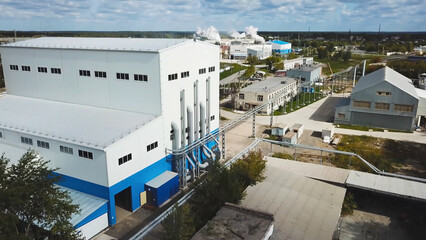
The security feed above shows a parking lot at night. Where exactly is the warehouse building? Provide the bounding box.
[286,64,322,84]
[247,44,272,60]
[283,57,314,70]
[235,76,297,114]
[0,37,219,238]
[334,67,418,131]
[267,40,292,55]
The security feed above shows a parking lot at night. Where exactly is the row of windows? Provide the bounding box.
[10,64,147,81]
[78,150,93,159]
[168,66,215,81]
[118,153,132,165]
[354,101,414,112]
[147,141,158,152]
[19,136,92,159]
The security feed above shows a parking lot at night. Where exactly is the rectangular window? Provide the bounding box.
[38,67,48,73]
[0,131,2,138]
[375,102,390,110]
[210,115,215,121]
[353,101,371,109]
[118,153,132,165]
[376,91,391,96]
[116,72,129,80]
[10,65,18,71]
[37,140,50,149]
[20,137,33,145]
[51,68,61,74]
[168,73,178,81]
[199,68,206,74]
[181,71,189,78]
[21,66,31,71]
[147,141,158,152]
[78,150,93,159]
[134,74,148,82]
[337,113,346,118]
[394,104,414,112]
[79,70,91,77]
[60,145,73,155]
[258,95,263,101]
[95,71,107,78]
[239,93,244,100]
[208,66,215,72]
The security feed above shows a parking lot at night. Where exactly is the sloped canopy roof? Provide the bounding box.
[352,67,418,99]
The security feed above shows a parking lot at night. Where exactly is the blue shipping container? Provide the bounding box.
[145,171,179,207]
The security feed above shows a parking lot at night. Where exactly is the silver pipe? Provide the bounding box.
[206,77,211,134]
[180,90,186,148]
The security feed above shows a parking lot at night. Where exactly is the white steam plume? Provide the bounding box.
[196,26,221,42]
[228,30,246,39]
[245,25,265,43]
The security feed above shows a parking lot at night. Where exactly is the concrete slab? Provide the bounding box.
[240,158,346,240]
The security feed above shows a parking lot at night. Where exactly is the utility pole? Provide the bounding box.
[353,66,357,87]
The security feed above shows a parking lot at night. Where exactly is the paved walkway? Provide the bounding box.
[220,70,245,85]
[220,94,426,144]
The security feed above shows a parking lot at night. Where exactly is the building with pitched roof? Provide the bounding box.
[0,37,220,238]
[334,67,419,131]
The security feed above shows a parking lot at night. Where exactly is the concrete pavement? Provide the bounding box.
[220,94,426,144]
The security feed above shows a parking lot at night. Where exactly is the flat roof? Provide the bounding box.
[1,37,191,52]
[267,157,350,185]
[272,123,288,129]
[192,203,274,240]
[283,131,296,138]
[269,40,290,45]
[240,157,346,240]
[292,123,303,129]
[287,64,322,72]
[145,171,177,189]
[240,77,296,93]
[0,95,158,149]
[346,170,426,202]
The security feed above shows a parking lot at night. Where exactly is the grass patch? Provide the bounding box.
[333,135,426,178]
[220,63,247,80]
[335,124,411,133]
[272,152,294,160]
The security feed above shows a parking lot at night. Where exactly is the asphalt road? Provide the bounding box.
[220,93,426,144]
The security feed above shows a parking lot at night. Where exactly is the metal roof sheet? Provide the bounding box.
[346,170,426,201]
[59,186,108,227]
[352,67,418,99]
[0,95,158,149]
[240,77,296,93]
[269,40,290,45]
[145,171,177,189]
[1,37,190,52]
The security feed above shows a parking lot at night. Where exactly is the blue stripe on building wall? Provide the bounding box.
[54,128,219,226]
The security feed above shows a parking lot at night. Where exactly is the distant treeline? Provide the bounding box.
[0,31,425,42]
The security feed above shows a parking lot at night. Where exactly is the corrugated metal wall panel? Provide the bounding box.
[350,112,414,131]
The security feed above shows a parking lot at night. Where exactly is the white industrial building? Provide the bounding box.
[247,45,272,60]
[0,37,219,238]
[283,57,314,71]
[235,76,297,114]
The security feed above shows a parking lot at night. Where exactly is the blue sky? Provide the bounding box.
[0,0,424,32]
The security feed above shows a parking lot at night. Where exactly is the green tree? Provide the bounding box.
[317,47,329,59]
[242,65,255,78]
[343,50,351,62]
[189,161,245,230]
[230,149,266,187]
[0,151,81,239]
[287,52,298,60]
[246,55,258,66]
[162,203,195,240]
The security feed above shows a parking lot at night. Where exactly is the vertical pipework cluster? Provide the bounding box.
[175,77,218,188]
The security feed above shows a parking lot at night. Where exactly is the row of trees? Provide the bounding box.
[0,151,81,239]
[162,150,267,240]
[317,47,351,61]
